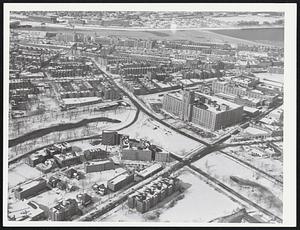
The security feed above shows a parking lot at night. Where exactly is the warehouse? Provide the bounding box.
[136,163,163,180]
[107,172,134,192]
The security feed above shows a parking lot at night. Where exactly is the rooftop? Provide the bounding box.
[17,178,46,191]
[137,163,162,178]
[109,172,131,185]
[194,92,242,113]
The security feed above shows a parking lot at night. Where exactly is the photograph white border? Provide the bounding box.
[3,3,297,227]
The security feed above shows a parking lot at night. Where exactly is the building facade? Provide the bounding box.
[162,90,243,131]
[14,178,47,200]
[84,160,114,173]
[102,130,121,146]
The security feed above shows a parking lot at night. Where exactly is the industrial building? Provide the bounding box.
[162,90,243,131]
[136,163,163,180]
[211,79,279,106]
[84,159,114,173]
[14,178,48,200]
[107,172,134,192]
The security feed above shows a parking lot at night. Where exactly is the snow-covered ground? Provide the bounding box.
[193,152,283,217]
[9,102,135,139]
[101,167,242,223]
[120,112,203,157]
[244,127,270,135]
[8,162,42,188]
[224,145,283,181]
[8,107,137,160]
[158,168,243,222]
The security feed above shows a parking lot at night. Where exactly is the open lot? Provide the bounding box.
[192,152,283,218]
[223,145,283,182]
[120,112,203,157]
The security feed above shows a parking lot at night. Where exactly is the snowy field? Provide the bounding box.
[101,167,242,223]
[224,146,283,182]
[120,112,203,157]
[193,152,283,217]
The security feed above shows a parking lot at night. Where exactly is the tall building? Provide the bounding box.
[49,199,80,221]
[102,130,121,146]
[181,90,194,122]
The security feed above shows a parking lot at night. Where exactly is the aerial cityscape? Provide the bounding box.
[6,9,286,224]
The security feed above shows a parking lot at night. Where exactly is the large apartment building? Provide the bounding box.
[162,90,243,131]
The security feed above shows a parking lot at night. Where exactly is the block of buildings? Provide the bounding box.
[49,199,80,221]
[107,172,134,192]
[212,77,279,106]
[84,159,114,173]
[83,148,108,161]
[14,178,47,200]
[54,152,82,168]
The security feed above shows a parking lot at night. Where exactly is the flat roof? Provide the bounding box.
[109,172,130,184]
[195,92,242,112]
[19,178,46,191]
[62,97,102,105]
[85,159,112,166]
[138,163,162,178]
